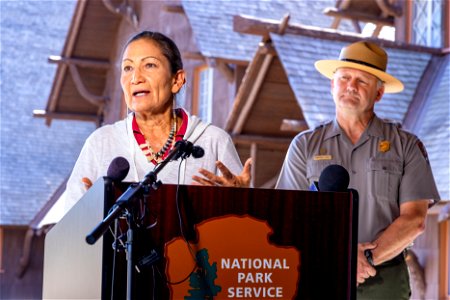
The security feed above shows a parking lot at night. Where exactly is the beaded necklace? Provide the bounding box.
[144,111,177,164]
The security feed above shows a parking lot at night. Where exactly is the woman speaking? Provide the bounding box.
[63,31,250,214]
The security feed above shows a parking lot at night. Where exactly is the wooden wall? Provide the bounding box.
[410,210,449,300]
[0,227,45,299]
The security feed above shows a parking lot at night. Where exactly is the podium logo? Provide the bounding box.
[186,248,221,299]
[165,215,300,299]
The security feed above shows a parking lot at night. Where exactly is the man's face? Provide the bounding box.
[331,67,384,116]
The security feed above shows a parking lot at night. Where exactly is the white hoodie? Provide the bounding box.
[62,109,243,215]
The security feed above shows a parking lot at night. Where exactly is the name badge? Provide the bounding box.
[313,155,332,160]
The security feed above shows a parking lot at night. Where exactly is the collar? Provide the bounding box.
[323,114,384,141]
[321,119,341,141]
[131,108,188,139]
[131,109,189,164]
[175,108,188,140]
[364,115,385,138]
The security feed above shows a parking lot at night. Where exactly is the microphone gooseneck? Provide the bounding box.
[86,140,203,245]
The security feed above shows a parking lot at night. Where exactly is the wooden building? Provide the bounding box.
[2,0,448,299]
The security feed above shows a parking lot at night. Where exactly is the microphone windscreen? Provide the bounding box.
[107,157,130,182]
[318,164,350,192]
[192,145,204,158]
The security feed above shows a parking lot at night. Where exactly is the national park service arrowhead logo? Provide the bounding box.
[165,215,301,299]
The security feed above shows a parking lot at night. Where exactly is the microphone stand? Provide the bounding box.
[85,140,196,300]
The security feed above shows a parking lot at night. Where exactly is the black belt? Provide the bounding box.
[378,250,406,267]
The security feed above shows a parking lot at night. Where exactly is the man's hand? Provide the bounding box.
[192,158,252,187]
[357,242,377,286]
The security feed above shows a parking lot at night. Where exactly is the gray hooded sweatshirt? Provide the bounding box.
[61,109,243,215]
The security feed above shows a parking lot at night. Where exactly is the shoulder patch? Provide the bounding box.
[416,140,429,164]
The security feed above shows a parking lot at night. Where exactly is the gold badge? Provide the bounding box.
[379,140,390,153]
[314,148,332,160]
[313,155,332,160]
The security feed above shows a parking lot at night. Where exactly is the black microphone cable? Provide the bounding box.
[156,157,198,285]
[147,143,204,296]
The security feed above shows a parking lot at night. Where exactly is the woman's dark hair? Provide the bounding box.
[124,31,183,74]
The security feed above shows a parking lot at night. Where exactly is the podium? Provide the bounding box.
[43,179,357,299]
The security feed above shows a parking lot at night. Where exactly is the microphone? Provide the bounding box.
[170,140,204,161]
[318,164,350,192]
[85,157,129,245]
[191,144,204,159]
[86,142,203,245]
[106,156,130,181]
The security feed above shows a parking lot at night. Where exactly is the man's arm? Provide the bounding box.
[371,199,429,265]
[356,199,429,284]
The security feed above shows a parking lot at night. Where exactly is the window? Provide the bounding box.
[193,65,214,123]
[412,0,443,47]
[362,23,395,41]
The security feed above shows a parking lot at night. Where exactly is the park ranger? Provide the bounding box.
[276,41,440,299]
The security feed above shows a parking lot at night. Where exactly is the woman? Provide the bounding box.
[63,31,250,214]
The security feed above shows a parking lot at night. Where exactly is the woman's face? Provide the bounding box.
[120,38,184,115]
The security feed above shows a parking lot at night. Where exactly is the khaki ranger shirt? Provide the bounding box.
[276,115,440,243]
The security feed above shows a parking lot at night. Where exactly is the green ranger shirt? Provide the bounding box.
[276,115,440,242]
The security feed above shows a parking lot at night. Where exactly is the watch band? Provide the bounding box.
[364,249,375,267]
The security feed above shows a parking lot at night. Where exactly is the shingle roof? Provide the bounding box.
[182,0,352,61]
[270,33,449,199]
[0,1,96,226]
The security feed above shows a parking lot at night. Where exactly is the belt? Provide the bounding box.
[377,250,406,267]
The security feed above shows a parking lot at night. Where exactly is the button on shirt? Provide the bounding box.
[276,115,440,242]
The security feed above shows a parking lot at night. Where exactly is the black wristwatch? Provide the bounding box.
[364,249,375,267]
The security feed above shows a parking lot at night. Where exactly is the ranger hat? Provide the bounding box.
[314,41,404,93]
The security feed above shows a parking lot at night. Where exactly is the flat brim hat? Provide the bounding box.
[314,41,404,93]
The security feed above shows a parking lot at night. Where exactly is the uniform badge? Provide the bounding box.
[379,140,390,153]
[313,155,332,160]
[314,148,332,160]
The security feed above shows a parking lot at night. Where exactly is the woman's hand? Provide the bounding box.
[192,158,252,187]
[81,177,93,190]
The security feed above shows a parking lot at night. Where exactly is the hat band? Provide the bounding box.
[340,58,384,72]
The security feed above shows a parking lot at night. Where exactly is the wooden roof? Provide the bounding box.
[228,14,450,196]
[37,0,353,127]
[227,43,306,139]
[181,0,352,62]
[33,0,122,126]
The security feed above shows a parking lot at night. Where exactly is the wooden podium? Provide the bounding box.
[43,179,357,299]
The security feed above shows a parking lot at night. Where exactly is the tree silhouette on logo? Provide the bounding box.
[185,248,221,299]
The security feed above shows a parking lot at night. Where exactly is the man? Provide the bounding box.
[276,41,440,298]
